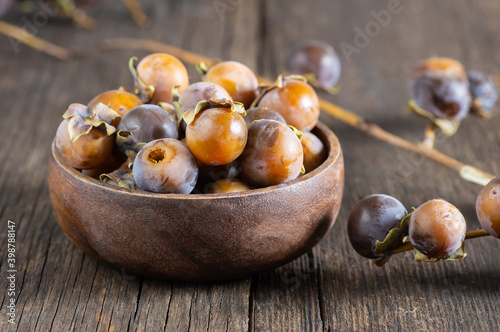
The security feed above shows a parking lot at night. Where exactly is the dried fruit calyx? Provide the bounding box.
[183,99,245,125]
[63,103,121,142]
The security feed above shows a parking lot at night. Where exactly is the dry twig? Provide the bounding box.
[119,0,148,27]
[0,20,70,60]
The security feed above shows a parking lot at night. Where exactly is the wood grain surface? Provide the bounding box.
[1,0,500,331]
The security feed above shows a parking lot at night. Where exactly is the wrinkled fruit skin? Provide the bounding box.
[257,79,320,131]
[347,194,408,259]
[179,82,232,111]
[409,199,466,259]
[205,61,258,108]
[238,119,303,188]
[116,104,178,156]
[244,107,287,128]
[411,73,471,121]
[206,178,251,194]
[301,131,326,173]
[132,139,198,194]
[137,53,189,104]
[55,119,114,170]
[476,177,500,238]
[286,40,341,89]
[468,70,498,111]
[185,108,247,166]
[87,89,142,126]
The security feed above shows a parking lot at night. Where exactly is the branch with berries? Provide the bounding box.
[348,177,500,266]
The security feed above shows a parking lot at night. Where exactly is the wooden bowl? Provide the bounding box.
[48,122,344,282]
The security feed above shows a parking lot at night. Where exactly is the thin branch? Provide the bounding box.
[119,0,148,27]
[388,228,491,255]
[317,99,495,186]
[0,20,70,60]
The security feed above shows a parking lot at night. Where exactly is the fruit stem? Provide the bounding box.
[421,123,437,149]
[465,228,491,239]
[1,34,495,185]
[128,56,154,103]
[387,228,491,255]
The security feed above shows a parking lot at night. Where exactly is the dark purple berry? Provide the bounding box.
[347,194,407,259]
[468,70,498,112]
[286,40,341,89]
[411,73,471,121]
[116,104,178,156]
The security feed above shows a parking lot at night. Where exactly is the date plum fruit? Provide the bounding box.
[204,61,258,108]
[134,53,189,104]
[468,70,498,114]
[347,194,408,259]
[87,89,142,126]
[184,101,247,166]
[410,57,471,121]
[238,119,303,187]
[132,139,198,194]
[476,177,500,238]
[257,78,320,131]
[205,178,251,194]
[286,40,341,90]
[409,199,466,259]
[244,107,286,127]
[116,104,178,156]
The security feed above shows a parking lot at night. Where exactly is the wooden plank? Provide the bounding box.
[249,253,324,331]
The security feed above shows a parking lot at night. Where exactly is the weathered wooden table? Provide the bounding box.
[1,1,500,331]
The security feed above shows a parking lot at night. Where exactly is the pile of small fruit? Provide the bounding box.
[54,52,329,194]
